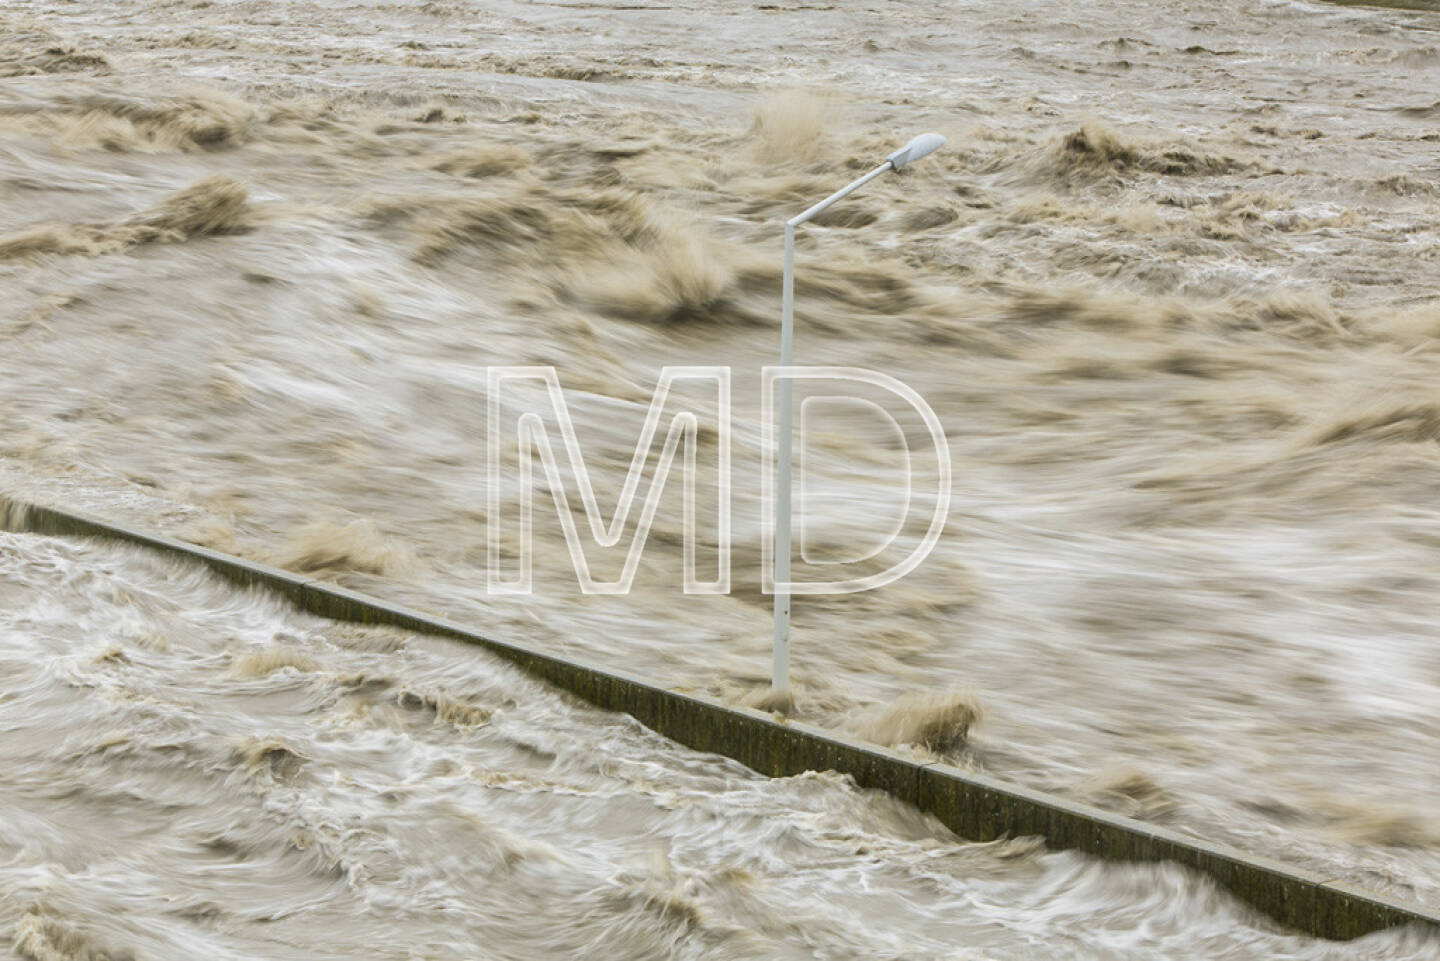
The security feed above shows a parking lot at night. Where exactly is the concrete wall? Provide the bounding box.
[2,495,1435,942]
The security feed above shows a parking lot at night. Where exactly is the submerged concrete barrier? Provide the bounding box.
[3,494,1437,942]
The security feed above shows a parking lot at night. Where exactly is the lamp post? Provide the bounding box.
[772,132,947,700]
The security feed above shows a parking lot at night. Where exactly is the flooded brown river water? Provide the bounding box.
[2,0,1440,954]
[5,531,1435,959]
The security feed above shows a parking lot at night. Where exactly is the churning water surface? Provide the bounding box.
[2,0,1440,954]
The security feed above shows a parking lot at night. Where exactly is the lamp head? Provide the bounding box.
[886,132,946,170]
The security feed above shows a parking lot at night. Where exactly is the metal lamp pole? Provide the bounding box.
[772,132,947,698]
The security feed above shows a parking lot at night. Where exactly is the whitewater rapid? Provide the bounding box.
[0,530,1434,959]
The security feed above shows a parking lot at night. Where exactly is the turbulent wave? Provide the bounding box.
[0,175,250,260]
[268,518,416,579]
[0,31,109,78]
[1009,121,1248,190]
[369,180,739,325]
[846,690,985,752]
[0,87,258,152]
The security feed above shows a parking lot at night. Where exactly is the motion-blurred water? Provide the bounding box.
[2,0,1440,953]
[1,530,1436,959]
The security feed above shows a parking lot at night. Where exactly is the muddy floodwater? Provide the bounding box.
[2,0,1440,954]
[1,530,1435,959]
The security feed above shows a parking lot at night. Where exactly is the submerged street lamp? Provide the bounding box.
[771,132,946,700]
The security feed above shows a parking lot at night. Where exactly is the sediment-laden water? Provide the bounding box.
[2,0,1440,949]
[1,530,1436,959]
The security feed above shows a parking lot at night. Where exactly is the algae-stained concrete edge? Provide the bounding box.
[1,493,1435,942]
